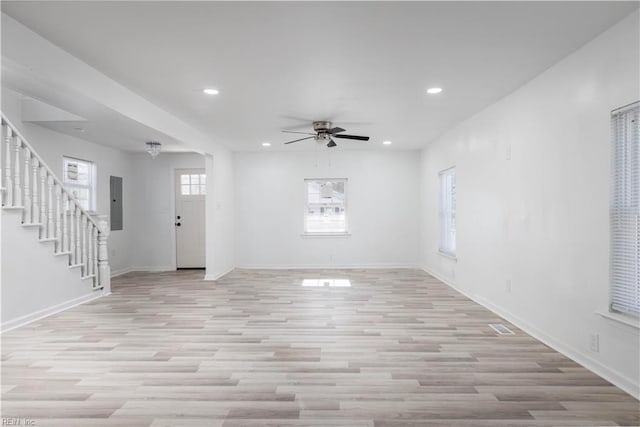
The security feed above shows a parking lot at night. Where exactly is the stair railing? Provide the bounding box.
[1,114,109,291]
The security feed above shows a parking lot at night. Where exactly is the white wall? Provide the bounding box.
[205,149,235,279]
[420,12,639,397]
[2,88,136,274]
[2,210,103,329]
[235,150,421,268]
[129,152,205,273]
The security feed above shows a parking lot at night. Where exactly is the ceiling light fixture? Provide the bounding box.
[203,88,219,95]
[383,140,392,145]
[262,142,271,147]
[145,141,162,159]
[427,87,443,94]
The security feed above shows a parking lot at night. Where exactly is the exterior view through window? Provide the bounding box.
[63,157,96,211]
[304,179,347,234]
[180,173,206,196]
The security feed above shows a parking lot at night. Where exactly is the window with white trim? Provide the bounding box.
[180,173,206,196]
[439,167,456,256]
[63,157,96,212]
[610,101,639,318]
[304,179,347,234]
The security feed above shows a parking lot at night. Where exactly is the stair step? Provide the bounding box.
[81,274,96,280]
[39,238,57,243]
[54,251,72,256]
[21,222,43,228]
[68,263,84,269]
[3,205,24,210]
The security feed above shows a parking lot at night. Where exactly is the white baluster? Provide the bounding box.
[47,175,54,239]
[96,215,110,292]
[74,207,81,266]
[69,197,75,264]
[81,215,88,275]
[31,157,39,224]
[4,126,13,206]
[93,225,99,286]
[87,220,93,277]
[62,193,69,253]
[39,167,47,238]
[55,185,62,251]
[13,136,22,207]
[22,145,31,223]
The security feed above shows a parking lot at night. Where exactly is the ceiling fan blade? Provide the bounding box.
[282,130,316,135]
[284,136,315,144]
[327,127,346,134]
[333,134,370,141]
[327,139,337,148]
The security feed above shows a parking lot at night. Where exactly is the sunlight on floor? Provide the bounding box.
[301,279,351,287]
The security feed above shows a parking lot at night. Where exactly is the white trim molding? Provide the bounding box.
[1,291,106,333]
[597,310,640,330]
[236,264,421,270]
[111,266,176,277]
[204,267,235,281]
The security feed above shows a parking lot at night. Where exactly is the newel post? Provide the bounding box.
[96,214,111,293]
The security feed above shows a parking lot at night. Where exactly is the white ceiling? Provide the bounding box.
[1,1,637,152]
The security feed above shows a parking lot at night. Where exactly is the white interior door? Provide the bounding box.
[175,169,206,268]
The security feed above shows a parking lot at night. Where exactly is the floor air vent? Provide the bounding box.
[489,323,515,335]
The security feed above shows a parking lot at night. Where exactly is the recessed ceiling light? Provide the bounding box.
[427,87,443,94]
[203,88,219,95]
[383,140,392,145]
[262,142,271,147]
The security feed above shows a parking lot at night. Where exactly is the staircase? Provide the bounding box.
[1,114,110,295]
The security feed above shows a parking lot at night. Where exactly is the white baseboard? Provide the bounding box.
[422,266,640,400]
[1,290,106,333]
[204,267,235,281]
[111,266,135,277]
[111,266,176,277]
[236,263,421,270]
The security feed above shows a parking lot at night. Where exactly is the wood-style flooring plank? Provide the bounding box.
[2,268,638,426]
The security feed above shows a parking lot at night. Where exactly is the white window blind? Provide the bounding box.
[439,167,456,256]
[610,101,639,317]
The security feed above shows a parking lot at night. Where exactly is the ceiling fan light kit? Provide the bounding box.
[282,121,370,148]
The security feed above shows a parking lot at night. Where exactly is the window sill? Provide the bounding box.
[301,232,351,238]
[597,310,639,330]
[438,250,457,261]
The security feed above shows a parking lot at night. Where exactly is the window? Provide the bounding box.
[63,157,96,211]
[304,179,347,234]
[610,101,639,318]
[439,167,456,256]
[180,173,206,196]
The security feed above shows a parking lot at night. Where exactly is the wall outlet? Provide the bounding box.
[589,333,599,353]
[505,279,512,293]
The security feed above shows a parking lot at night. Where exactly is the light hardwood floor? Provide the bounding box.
[2,269,638,426]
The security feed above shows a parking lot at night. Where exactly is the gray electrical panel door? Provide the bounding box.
[110,176,123,231]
